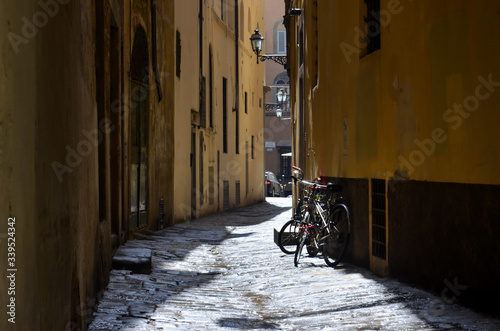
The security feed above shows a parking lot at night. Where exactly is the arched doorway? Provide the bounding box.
[129,27,150,230]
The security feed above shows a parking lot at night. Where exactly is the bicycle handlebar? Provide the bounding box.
[292,165,343,194]
[293,175,343,193]
[293,176,326,189]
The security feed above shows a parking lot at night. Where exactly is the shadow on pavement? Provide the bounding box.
[217,317,279,329]
[294,256,500,330]
[89,200,292,330]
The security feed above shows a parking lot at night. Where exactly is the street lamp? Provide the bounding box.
[275,89,287,119]
[277,89,288,114]
[249,28,287,67]
[277,89,287,104]
[250,29,264,64]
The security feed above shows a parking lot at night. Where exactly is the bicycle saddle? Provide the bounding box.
[327,183,342,193]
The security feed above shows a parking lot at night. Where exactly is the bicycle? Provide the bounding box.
[291,167,351,268]
[277,167,312,255]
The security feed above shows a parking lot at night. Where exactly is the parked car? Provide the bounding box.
[281,175,292,197]
[265,171,283,197]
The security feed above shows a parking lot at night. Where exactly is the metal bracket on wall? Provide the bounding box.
[260,54,287,67]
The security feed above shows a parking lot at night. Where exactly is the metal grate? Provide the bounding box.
[371,178,386,259]
[223,180,229,211]
[235,181,241,208]
[159,197,165,229]
[199,132,204,206]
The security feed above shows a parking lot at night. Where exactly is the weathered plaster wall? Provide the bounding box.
[308,0,500,185]
[0,0,176,329]
[286,0,500,312]
[35,1,103,329]
[0,1,38,330]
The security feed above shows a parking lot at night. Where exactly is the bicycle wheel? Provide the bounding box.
[294,232,307,267]
[278,219,301,254]
[323,204,351,267]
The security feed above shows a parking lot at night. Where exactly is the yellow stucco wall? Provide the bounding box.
[173,0,265,222]
[0,1,177,329]
[289,0,500,185]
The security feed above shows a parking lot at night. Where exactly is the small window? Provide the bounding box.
[176,30,181,78]
[240,4,245,41]
[277,30,286,54]
[221,0,225,22]
[251,136,255,159]
[245,92,248,114]
[364,0,381,54]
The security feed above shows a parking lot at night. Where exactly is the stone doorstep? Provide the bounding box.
[112,247,152,274]
[273,227,300,247]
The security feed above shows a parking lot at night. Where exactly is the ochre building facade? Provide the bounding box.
[174,0,265,222]
[284,0,500,314]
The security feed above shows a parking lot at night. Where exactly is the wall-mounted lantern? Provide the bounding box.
[249,28,287,67]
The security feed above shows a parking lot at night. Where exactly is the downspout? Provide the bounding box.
[235,0,239,108]
[199,0,203,77]
[198,0,207,128]
[235,0,240,151]
[151,0,162,101]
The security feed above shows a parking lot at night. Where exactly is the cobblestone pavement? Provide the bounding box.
[89,198,500,330]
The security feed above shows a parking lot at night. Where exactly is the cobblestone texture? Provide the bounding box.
[89,198,500,330]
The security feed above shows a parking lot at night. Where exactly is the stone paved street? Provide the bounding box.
[89,198,500,330]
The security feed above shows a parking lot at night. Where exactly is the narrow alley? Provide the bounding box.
[88,198,500,330]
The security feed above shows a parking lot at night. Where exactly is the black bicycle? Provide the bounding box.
[290,167,351,268]
[277,167,311,255]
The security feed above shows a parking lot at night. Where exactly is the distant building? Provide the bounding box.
[284,0,500,314]
[263,0,292,195]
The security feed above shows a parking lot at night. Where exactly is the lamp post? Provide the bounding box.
[277,89,287,105]
[249,29,287,67]
[276,108,282,118]
[250,29,264,64]
[275,89,288,119]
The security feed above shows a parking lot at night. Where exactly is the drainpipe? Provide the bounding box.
[234,0,240,151]
[199,0,203,76]
[151,0,162,101]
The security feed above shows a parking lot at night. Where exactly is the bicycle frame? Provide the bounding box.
[291,165,351,268]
